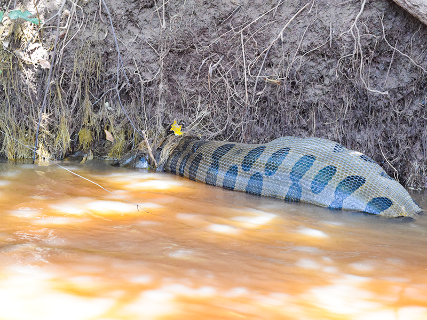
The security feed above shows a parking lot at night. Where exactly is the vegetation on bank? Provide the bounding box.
[0,0,426,189]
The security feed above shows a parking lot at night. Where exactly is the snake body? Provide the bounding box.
[161,136,421,217]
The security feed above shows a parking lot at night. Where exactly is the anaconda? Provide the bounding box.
[157,136,422,218]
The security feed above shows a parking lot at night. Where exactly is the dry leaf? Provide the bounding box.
[39,59,51,69]
[105,129,114,142]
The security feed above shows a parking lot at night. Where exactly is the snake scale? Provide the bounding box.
[159,136,422,217]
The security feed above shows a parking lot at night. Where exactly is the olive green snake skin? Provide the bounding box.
[159,136,421,217]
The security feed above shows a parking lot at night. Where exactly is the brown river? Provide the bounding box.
[0,159,426,320]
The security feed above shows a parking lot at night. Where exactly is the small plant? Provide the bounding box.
[0,9,40,25]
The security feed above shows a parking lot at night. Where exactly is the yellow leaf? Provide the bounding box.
[170,120,183,136]
[105,129,114,142]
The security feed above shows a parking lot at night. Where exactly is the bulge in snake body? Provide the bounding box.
[162,136,422,217]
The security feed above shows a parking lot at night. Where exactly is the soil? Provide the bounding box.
[0,0,426,189]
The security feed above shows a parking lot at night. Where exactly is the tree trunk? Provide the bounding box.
[392,0,427,25]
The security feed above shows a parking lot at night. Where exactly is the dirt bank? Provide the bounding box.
[0,0,426,189]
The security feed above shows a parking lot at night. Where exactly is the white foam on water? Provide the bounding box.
[323,266,339,273]
[50,198,160,216]
[398,307,427,320]
[9,208,40,218]
[136,202,163,209]
[309,284,380,315]
[0,180,11,186]
[136,220,161,227]
[127,180,184,190]
[130,275,152,284]
[223,287,249,297]
[176,213,199,220]
[381,277,410,283]
[33,217,87,225]
[50,198,90,215]
[298,228,329,238]
[0,273,113,320]
[105,172,156,181]
[353,307,427,320]
[353,310,397,320]
[0,170,21,177]
[162,284,217,297]
[68,276,98,285]
[322,220,345,226]
[208,224,239,234]
[6,266,51,279]
[124,289,176,319]
[350,262,375,272]
[293,246,321,253]
[232,213,276,226]
[86,200,140,214]
[256,292,290,306]
[307,275,379,315]
[169,249,194,258]
[295,259,320,269]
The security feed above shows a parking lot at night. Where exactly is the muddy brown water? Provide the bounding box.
[0,159,426,320]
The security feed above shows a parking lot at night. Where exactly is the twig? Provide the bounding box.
[340,0,389,95]
[251,46,271,105]
[383,40,397,87]
[219,4,242,25]
[378,140,399,181]
[58,1,86,66]
[133,59,158,168]
[249,1,312,70]
[101,0,129,86]
[207,3,285,50]
[240,31,249,105]
[380,15,427,73]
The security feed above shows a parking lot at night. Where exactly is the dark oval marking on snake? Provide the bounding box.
[329,175,366,210]
[290,155,316,182]
[285,155,316,201]
[333,144,345,152]
[245,172,263,196]
[223,165,238,190]
[205,144,235,186]
[168,151,183,174]
[179,153,191,177]
[311,165,337,194]
[264,147,290,176]
[181,138,194,150]
[212,144,236,161]
[365,197,393,215]
[189,153,203,181]
[242,146,266,172]
[191,140,208,153]
[285,183,302,202]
